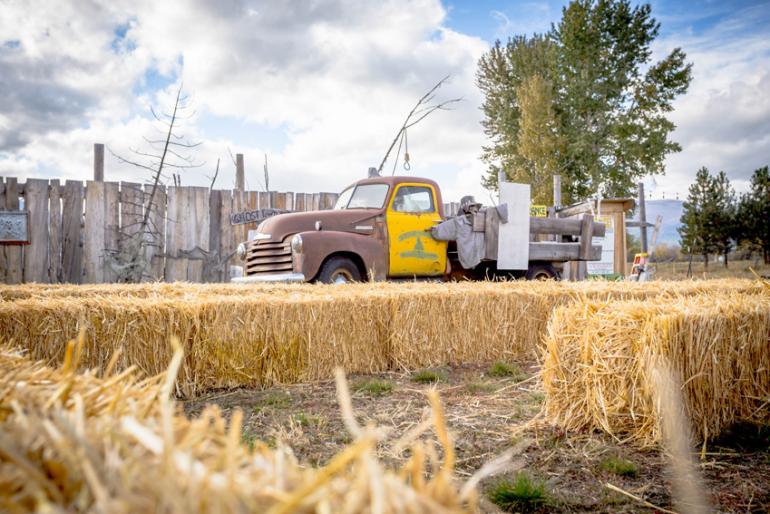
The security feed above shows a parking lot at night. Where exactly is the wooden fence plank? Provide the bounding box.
[61,180,84,283]
[294,192,305,212]
[187,186,210,282]
[319,192,338,210]
[220,190,234,282]
[205,189,223,282]
[0,178,6,283]
[48,180,62,283]
[83,181,106,283]
[3,178,23,284]
[311,193,321,211]
[104,181,120,282]
[144,184,166,281]
[120,182,143,251]
[164,186,184,281]
[232,190,246,248]
[258,191,270,209]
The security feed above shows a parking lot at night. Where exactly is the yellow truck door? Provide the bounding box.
[387,183,446,276]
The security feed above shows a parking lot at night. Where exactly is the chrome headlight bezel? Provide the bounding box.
[291,234,303,254]
[236,242,247,260]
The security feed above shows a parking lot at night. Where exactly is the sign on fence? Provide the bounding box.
[229,208,289,226]
[0,211,29,244]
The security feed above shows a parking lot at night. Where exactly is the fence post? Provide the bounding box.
[94,143,104,181]
[235,153,245,191]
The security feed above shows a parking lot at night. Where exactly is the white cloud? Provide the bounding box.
[652,3,770,199]
[0,0,490,204]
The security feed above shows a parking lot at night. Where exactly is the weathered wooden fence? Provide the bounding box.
[0,176,342,284]
[1,175,463,285]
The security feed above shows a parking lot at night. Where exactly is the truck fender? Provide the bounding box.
[293,230,388,281]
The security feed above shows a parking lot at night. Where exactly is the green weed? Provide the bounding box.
[599,456,639,478]
[353,379,394,396]
[488,361,526,380]
[411,369,447,384]
[487,472,549,512]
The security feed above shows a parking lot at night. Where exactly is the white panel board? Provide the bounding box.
[497,182,530,270]
[586,214,615,275]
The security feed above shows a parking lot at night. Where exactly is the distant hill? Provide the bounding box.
[629,199,683,246]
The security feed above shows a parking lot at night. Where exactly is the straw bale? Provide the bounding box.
[542,291,770,446]
[0,291,390,397]
[0,344,476,513]
[0,279,764,397]
[385,279,764,369]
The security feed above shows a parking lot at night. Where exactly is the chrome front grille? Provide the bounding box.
[245,238,293,275]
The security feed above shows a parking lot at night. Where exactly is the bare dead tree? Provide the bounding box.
[108,83,203,282]
[377,76,462,175]
[207,158,220,192]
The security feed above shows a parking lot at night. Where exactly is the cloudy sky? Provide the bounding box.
[1,0,768,203]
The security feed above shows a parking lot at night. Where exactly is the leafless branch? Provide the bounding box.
[377,75,462,174]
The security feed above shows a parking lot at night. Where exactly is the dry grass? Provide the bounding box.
[0,341,479,513]
[0,279,764,397]
[542,291,770,446]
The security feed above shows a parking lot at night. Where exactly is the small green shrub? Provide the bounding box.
[253,391,291,412]
[600,456,639,478]
[353,379,394,396]
[241,430,258,450]
[466,381,496,394]
[487,472,548,512]
[293,412,322,427]
[411,369,447,384]
[528,391,545,404]
[488,361,525,380]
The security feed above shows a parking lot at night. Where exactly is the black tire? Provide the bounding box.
[525,262,560,281]
[316,256,362,284]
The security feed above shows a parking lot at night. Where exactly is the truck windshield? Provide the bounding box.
[334,184,389,209]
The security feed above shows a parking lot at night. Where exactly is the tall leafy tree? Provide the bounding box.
[478,35,556,193]
[477,0,692,203]
[512,74,565,204]
[679,167,719,269]
[737,166,770,263]
[709,171,736,268]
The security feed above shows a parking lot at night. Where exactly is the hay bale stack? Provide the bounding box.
[0,290,390,397]
[542,291,770,446]
[385,279,763,369]
[0,279,764,396]
[0,344,475,513]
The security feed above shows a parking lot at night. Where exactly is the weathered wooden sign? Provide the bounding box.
[0,211,29,244]
[229,208,289,226]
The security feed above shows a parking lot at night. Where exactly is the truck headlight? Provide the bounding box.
[291,234,303,254]
[236,242,247,260]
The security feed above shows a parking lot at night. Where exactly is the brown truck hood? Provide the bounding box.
[256,209,381,242]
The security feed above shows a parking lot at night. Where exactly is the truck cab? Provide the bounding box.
[234,176,448,283]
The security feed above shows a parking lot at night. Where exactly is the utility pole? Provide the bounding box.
[553,175,562,209]
[638,182,648,253]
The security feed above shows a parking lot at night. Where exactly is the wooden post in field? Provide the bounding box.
[235,153,245,191]
[638,182,648,253]
[553,175,562,208]
[579,214,594,261]
[94,143,105,181]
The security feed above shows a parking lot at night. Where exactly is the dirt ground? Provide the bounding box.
[185,361,770,513]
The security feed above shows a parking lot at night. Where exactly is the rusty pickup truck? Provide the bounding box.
[232,175,603,284]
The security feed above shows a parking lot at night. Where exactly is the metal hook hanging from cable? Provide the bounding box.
[402,128,410,171]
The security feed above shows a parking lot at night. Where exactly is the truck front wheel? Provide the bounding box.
[525,262,560,281]
[316,256,362,284]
